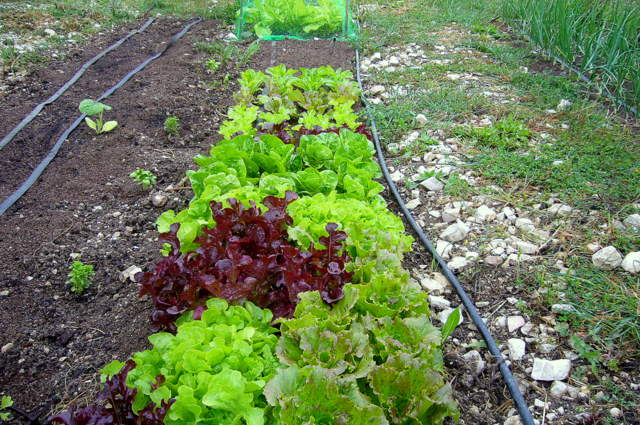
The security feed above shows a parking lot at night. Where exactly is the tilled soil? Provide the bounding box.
[0,18,356,420]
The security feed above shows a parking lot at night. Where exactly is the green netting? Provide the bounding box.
[235,0,359,41]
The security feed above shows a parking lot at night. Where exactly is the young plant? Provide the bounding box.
[164,116,180,137]
[0,395,13,421]
[79,99,118,135]
[67,260,94,294]
[129,169,157,190]
[205,58,220,73]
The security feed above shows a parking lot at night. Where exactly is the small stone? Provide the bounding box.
[586,242,602,253]
[508,338,526,360]
[120,265,142,283]
[224,32,238,41]
[531,358,571,381]
[1,343,14,353]
[151,193,168,208]
[475,205,496,222]
[415,113,428,127]
[557,99,571,111]
[369,85,386,95]
[507,316,526,333]
[503,415,522,425]
[446,73,462,80]
[448,256,468,271]
[438,308,464,326]
[44,28,57,37]
[440,222,470,243]
[623,214,640,230]
[69,252,81,260]
[550,381,568,398]
[592,246,623,270]
[390,170,404,183]
[610,407,622,418]
[462,350,485,375]
[436,240,453,259]
[485,256,503,266]
[428,295,451,310]
[551,304,574,313]
[515,218,535,232]
[420,276,447,294]
[510,238,539,255]
[406,198,421,210]
[547,203,572,216]
[441,207,461,223]
[621,252,640,273]
[420,176,444,191]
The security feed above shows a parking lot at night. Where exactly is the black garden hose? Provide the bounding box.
[355,49,536,425]
[0,18,203,217]
[0,16,157,151]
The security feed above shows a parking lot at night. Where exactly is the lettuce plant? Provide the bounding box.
[265,276,460,425]
[140,193,353,331]
[48,360,173,425]
[103,299,280,425]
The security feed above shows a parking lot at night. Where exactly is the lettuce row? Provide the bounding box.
[157,130,386,252]
[266,276,460,424]
[105,299,280,425]
[221,65,361,139]
[242,0,344,38]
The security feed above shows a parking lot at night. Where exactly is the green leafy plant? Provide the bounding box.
[205,58,220,73]
[129,169,157,190]
[67,260,94,294]
[454,115,531,151]
[0,395,13,421]
[102,298,280,425]
[79,99,118,134]
[164,116,180,136]
[266,276,460,424]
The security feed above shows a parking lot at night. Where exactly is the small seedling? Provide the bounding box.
[129,169,157,190]
[0,395,13,421]
[205,58,220,73]
[164,116,180,136]
[79,99,118,134]
[67,261,94,294]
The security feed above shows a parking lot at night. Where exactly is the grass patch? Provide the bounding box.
[454,115,531,150]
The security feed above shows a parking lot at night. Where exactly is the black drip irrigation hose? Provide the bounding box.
[0,16,157,151]
[0,18,203,217]
[354,49,536,425]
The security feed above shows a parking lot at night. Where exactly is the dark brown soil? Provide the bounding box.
[0,19,355,421]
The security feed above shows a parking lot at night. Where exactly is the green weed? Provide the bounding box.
[164,116,180,136]
[454,115,531,150]
[67,260,95,294]
[129,169,157,189]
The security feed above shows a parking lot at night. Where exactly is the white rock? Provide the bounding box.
[448,256,468,271]
[420,276,446,294]
[622,252,640,273]
[503,415,522,425]
[586,242,602,253]
[151,193,168,207]
[551,304,574,313]
[485,256,503,266]
[1,343,14,353]
[44,28,57,37]
[624,214,640,230]
[369,85,386,95]
[406,198,421,210]
[508,338,526,360]
[438,308,464,325]
[592,246,623,270]
[502,206,516,220]
[436,240,453,259]
[515,218,535,232]
[415,113,428,127]
[610,407,622,418]
[462,350,485,375]
[440,222,470,242]
[428,295,451,310]
[390,170,404,183]
[420,176,444,191]
[507,316,526,333]
[550,381,568,398]
[225,32,238,41]
[442,207,461,223]
[120,265,142,283]
[389,56,400,65]
[547,203,572,216]
[557,99,572,111]
[446,73,462,80]
[531,358,571,381]
[475,205,497,222]
[510,238,539,255]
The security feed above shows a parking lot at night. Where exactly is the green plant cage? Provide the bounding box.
[235,0,359,40]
